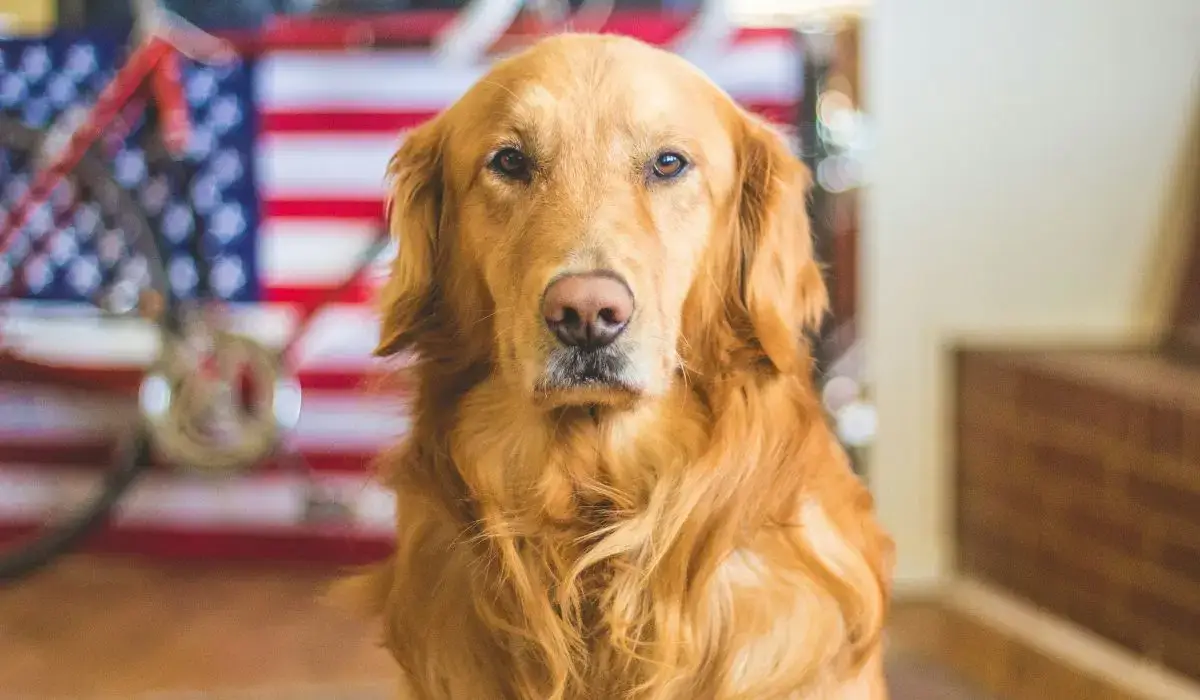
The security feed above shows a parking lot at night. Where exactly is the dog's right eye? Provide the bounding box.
[489,148,531,181]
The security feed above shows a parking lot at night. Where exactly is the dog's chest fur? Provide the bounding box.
[374,382,883,700]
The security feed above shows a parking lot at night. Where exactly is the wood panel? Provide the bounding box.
[955,349,1200,682]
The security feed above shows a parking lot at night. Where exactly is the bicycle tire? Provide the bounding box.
[0,428,150,582]
[0,114,168,582]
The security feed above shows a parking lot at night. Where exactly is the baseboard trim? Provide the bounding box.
[890,574,948,601]
[945,578,1200,700]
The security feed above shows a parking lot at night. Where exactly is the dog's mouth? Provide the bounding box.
[534,346,642,407]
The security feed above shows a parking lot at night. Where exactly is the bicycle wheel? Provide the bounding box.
[0,114,168,582]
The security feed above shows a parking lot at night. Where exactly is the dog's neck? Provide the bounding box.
[406,365,821,539]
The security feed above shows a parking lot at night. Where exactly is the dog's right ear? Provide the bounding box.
[375,117,444,357]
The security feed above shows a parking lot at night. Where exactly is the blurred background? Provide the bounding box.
[0,0,1197,698]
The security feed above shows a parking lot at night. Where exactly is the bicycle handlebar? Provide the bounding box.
[131,0,237,65]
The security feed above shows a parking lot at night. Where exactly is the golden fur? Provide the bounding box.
[340,34,895,700]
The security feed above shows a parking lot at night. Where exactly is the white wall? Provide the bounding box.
[864,0,1200,587]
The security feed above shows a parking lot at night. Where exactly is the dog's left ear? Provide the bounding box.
[375,117,445,357]
[735,114,828,374]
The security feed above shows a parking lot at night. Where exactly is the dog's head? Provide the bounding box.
[376,34,826,409]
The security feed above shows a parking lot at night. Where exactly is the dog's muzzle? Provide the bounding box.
[537,271,639,392]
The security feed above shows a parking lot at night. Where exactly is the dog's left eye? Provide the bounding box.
[650,152,689,180]
[489,147,531,180]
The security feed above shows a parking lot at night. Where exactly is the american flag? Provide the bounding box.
[0,19,801,563]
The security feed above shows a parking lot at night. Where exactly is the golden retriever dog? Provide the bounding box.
[341,33,894,700]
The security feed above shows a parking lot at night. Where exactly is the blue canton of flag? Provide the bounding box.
[0,33,259,304]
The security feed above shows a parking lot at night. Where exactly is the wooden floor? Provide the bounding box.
[0,558,394,698]
[0,557,991,699]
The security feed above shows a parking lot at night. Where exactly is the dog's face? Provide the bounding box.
[377,35,826,409]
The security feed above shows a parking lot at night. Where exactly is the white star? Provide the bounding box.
[208,204,245,243]
[23,256,52,294]
[50,232,78,266]
[113,149,147,188]
[169,256,198,295]
[64,43,98,80]
[186,69,217,107]
[0,73,27,107]
[211,150,243,186]
[162,202,194,243]
[207,96,242,134]
[68,256,102,295]
[188,126,215,160]
[19,45,51,82]
[26,204,54,241]
[190,173,219,214]
[47,74,78,107]
[73,204,102,239]
[139,175,171,216]
[210,257,246,299]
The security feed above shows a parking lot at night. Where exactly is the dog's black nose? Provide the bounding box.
[542,273,633,350]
